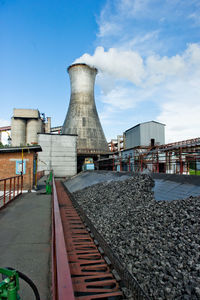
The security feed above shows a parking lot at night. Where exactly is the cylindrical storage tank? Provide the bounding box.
[26,119,42,145]
[11,118,26,146]
[62,63,108,153]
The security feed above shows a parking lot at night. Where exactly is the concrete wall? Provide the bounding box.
[37,134,77,177]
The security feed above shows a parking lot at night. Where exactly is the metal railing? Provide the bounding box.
[52,176,75,300]
[0,175,23,209]
[37,170,45,180]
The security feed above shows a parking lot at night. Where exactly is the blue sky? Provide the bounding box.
[1,0,200,143]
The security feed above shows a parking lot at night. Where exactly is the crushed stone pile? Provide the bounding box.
[72,174,200,300]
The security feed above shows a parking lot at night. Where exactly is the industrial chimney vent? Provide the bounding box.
[67,63,98,74]
[62,63,108,154]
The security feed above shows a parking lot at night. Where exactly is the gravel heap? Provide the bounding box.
[72,174,200,300]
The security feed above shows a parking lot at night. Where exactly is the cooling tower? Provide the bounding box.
[62,63,108,154]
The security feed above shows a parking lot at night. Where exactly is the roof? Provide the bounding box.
[0,145,42,153]
[0,126,11,132]
[13,108,40,119]
[125,120,165,133]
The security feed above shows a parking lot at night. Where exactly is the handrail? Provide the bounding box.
[37,170,45,180]
[52,176,75,300]
[0,175,23,209]
[0,175,23,181]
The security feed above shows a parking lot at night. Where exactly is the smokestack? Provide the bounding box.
[62,63,108,154]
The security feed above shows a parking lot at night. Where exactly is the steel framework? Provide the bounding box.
[98,137,200,175]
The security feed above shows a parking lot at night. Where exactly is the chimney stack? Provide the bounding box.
[62,63,108,154]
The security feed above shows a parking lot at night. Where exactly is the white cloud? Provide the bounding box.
[73,0,200,142]
[97,21,121,38]
[0,119,10,127]
[157,102,200,143]
[74,43,200,88]
[96,0,200,56]
[117,0,150,18]
[74,47,145,85]
[75,43,200,142]
[188,12,200,26]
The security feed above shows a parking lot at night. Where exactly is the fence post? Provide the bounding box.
[13,177,16,198]
[17,176,19,195]
[9,178,12,201]
[21,175,23,194]
[3,179,6,206]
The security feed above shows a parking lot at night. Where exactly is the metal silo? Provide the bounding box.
[62,63,108,154]
[11,117,26,146]
[27,119,42,145]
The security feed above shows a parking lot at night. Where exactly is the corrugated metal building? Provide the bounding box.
[124,121,165,149]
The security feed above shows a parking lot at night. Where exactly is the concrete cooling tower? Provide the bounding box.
[62,63,108,154]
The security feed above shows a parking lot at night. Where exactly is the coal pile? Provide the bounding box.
[72,174,200,300]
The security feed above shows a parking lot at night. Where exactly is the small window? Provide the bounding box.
[151,139,155,147]
[16,160,26,175]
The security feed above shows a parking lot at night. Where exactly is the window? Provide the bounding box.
[16,160,26,175]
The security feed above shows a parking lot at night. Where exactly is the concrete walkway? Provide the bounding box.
[0,177,52,300]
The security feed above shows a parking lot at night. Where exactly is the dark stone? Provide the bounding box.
[73,174,200,299]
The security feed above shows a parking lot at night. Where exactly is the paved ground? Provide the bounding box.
[65,171,200,201]
[0,177,52,300]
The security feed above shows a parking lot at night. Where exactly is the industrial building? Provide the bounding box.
[1,64,200,300]
[6,63,109,176]
[1,56,200,300]
[11,108,51,146]
[108,135,124,152]
[3,64,200,177]
[0,126,11,145]
[0,145,42,190]
[62,63,109,171]
[97,121,200,175]
[124,121,165,149]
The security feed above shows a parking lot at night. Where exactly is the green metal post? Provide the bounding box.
[8,281,18,300]
[0,268,20,300]
[46,171,53,194]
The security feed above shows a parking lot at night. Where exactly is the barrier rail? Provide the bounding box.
[37,170,45,180]
[52,175,75,300]
[0,175,23,209]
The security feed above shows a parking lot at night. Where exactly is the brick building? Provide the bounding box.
[0,146,42,190]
